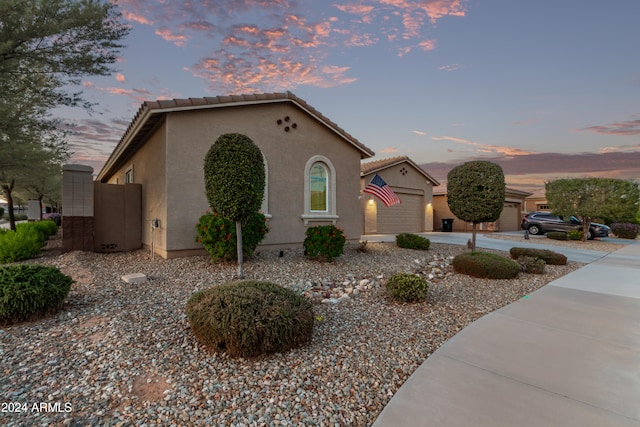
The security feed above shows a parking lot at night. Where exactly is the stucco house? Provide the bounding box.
[96,92,374,258]
[361,156,440,234]
[433,183,531,232]
[524,189,551,213]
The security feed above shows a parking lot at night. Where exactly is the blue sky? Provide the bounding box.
[62,0,640,191]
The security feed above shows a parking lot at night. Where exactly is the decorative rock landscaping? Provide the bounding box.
[0,237,582,426]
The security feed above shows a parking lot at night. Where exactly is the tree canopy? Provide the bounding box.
[546,178,640,230]
[204,133,265,278]
[0,0,129,228]
[204,133,266,223]
[447,161,505,249]
[0,0,130,109]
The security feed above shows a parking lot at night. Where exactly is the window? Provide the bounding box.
[309,163,328,212]
[124,166,134,183]
[302,155,338,225]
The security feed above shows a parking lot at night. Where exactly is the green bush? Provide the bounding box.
[195,210,268,262]
[17,220,57,242]
[0,265,73,323]
[567,230,583,241]
[386,273,428,302]
[546,231,568,241]
[610,222,640,239]
[0,229,43,263]
[186,281,314,358]
[517,256,546,274]
[509,247,567,265]
[452,251,520,279]
[396,233,430,250]
[303,225,346,262]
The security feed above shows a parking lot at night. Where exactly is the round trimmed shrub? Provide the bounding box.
[196,210,268,262]
[0,265,73,323]
[186,281,314,358]
[386,273,428,302]
[610,222,640,239]
[303,225,346,262]
[509,247,567,265]
[517,256,546,274]
[396,233,430,250]
[546,231,569,241]
[452,251,520,279]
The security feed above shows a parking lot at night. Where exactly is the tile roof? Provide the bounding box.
[97,91,374,181]
[361,155,440,185]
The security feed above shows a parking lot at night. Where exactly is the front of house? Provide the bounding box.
[361,156,440,234]
[97,92,374,258]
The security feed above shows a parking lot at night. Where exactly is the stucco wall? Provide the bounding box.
[160,102,365,255]
[106,121,168,252]
[361,162,435,233]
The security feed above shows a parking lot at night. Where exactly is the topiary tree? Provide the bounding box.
[204,133,265,278]
[447,161,505,250]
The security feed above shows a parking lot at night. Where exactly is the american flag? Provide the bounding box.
[364,174,401,207]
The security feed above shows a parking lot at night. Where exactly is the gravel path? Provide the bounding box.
[1,236,583,426]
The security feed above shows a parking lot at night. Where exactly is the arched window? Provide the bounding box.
[302,155,338,225]
[309,162,328,212]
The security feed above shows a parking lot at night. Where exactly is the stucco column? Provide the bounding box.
[62,164,94,252]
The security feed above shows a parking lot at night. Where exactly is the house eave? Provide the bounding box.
[97,92,374,181]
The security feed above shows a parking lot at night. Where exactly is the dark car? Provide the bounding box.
[521,212,610,240]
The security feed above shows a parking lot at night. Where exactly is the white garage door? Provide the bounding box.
[377,193,423,234]
[499,203,521,231]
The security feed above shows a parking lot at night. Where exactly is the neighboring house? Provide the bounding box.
[96,92,374,258]
[433,183,531,232]
[524,189,550,212]
[361,156,439,234]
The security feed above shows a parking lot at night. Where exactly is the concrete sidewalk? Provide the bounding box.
[373,241,640,426]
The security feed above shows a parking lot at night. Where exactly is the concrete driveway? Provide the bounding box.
[370,236,640,426]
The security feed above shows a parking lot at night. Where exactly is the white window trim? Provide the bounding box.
[302,155,338,225]
[124,165,134,183]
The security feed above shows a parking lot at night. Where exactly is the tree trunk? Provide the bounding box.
[582,217,590,242]
[236,220,244,279]
[472,222,478,250]
[2,179,16,231]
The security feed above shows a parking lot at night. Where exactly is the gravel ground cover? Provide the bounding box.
[1,234,585,426]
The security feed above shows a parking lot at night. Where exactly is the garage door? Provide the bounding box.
[499,203,521,231]
[377,193,423,234]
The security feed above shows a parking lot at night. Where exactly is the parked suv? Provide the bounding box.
[521,212,610,240]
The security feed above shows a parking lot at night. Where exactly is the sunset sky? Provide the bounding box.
[61,0,640,192]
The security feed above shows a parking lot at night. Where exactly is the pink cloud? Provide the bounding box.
[121,10,153,25]
[113,0,467,94]
[419,0,467,24]
[579,118,640,136]
[115,73,125,82]
[155,27,189,46]
[432,135,537,157]
[599,144,640,153]
[380,147,399,153]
